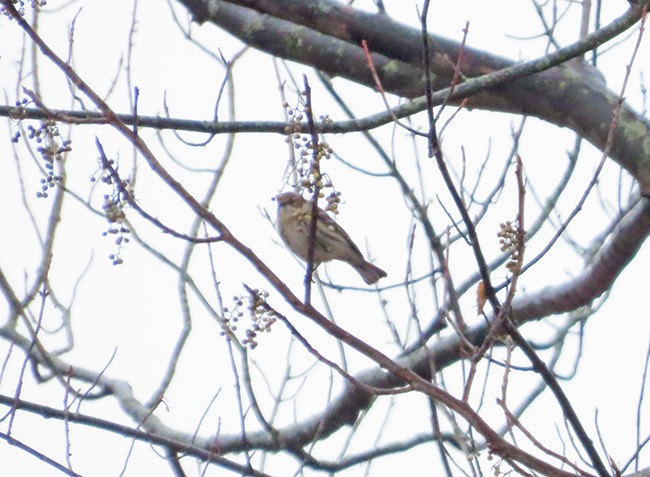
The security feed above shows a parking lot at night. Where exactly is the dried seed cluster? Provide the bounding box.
[221,290,277,349]
[497,221,524,272]
[244,289,277,349]
[282,100,340,214]
[220,297,246,339]
[94,156,132,265]
[2,0,47,17]
[12,118,70,199]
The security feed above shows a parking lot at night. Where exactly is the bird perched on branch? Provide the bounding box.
[276,192,387,285]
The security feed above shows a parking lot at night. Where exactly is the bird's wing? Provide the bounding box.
[315,207,364,256]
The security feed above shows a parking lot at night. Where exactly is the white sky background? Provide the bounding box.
[0,0,649,476]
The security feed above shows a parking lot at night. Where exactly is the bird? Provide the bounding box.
[275,191,387,285]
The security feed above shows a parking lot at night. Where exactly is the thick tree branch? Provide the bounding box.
[206,199,650,454]
[179,0,650,193]
[2,1,649,474]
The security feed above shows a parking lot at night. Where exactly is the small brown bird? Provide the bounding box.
[276,192,387,285]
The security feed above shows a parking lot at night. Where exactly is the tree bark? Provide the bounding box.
[178,0,650,193]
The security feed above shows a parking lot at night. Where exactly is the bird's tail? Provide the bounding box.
[354,261,387,285]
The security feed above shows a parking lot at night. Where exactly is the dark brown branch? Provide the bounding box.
[3,2,650,473]
[209,198,650,454]
[0,394,271,477]
[0,431,82,477]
